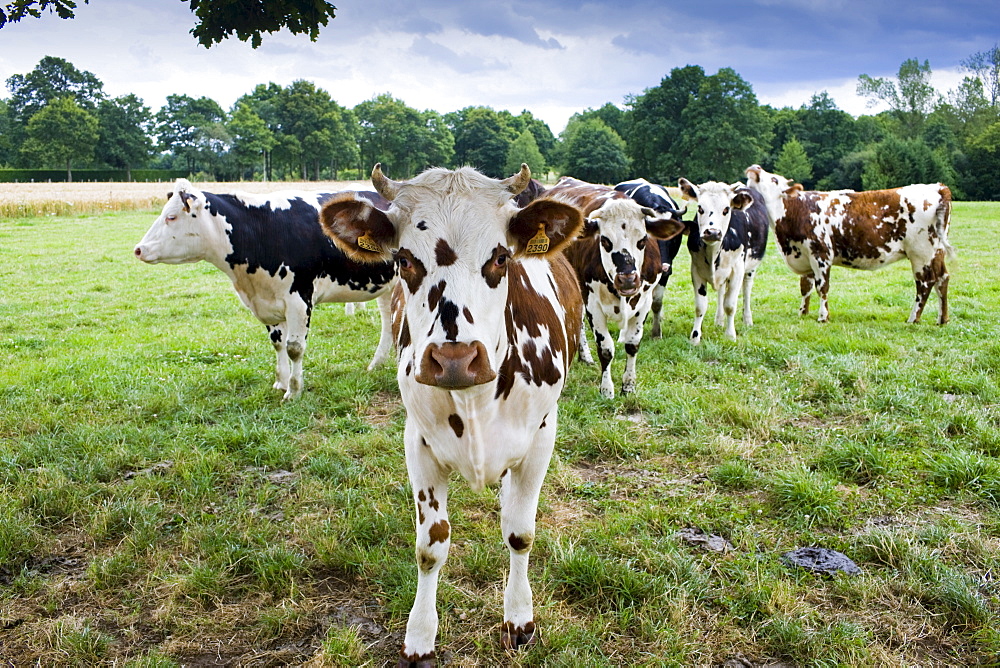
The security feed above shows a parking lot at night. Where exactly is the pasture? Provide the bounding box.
[1,187,999,666]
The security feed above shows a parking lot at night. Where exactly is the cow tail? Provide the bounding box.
[937,185,956,262]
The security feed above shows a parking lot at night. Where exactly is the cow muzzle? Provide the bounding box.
[416,341,497,388]
[614,271,640,296]
[701,229,722,243]
[134,245,155,263]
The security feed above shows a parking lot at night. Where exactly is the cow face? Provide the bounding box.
[585,199,680,296]
[320,164,582,390]
[134,179,218,264]
[678,178,752,244]
[744,165,799,225]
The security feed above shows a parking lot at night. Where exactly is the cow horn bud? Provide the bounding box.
[371,163,402,200]
[502,163,531,195]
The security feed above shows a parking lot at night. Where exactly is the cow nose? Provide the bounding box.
[702,229,722,242]
[615,271,640,295]
[134,246,143,258]
[417,341,497,388]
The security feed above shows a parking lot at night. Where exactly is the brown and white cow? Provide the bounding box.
[319,164,584,666]
[546,177,684,398]
[745,165,954,324]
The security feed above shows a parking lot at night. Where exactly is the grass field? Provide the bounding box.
[1,193,998,666]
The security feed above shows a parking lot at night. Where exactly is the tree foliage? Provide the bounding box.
[505,129,545,178]
[95,94,153,179]
[19,96,98,181]
[558,118,630,184]
[0,0,338,48]
[861,135,951,190]
[774,137,813,185]
[857,58,939,138]
[962,43,1000,108]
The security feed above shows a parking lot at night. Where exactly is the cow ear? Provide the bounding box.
[644,211,685,241]
[178,191,198,213]
[508,197,583,257]
[678,178,699,201]
[320,192,396,262]
[783,183,803,198]
[732,191,754,210]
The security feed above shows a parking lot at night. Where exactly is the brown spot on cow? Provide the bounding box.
[463,306,474,324]
[448,413,464,438]
[427,487,439,511]
[418,489,427,502]
[435,238,458,266]
[481,244,509,289]
[396,248,426,293]
[418,551,436,572]
[427,279,446,312]
[428,519,450,545]
[508,532,532,552]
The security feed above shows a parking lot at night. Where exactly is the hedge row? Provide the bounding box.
[0,169,189,183]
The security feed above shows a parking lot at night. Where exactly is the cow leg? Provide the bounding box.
[368,290,394,370]
[399,422,450,667]
[798,275,814,316]
[908,249,951,325]
[936,265,950,325]
[267,324,291,394]
[282,297,311,400]
[714,287,726,328]
[588,307,616,398]
[721,275,740,341]
[690,277,708,346]
[577,319,595,365]
[499,420,556,653]
[649,282,664,339]
[620,307,649,394]
[742,268,757,327]
[814,262,832,323]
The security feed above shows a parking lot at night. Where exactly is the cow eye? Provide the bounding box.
[494,252,508,267]
[637,237,646,250]
[723,207,730,215]
[397,255,411,270]
[165,214,177,223]
[698,206,704,215]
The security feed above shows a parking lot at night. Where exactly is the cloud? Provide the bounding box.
[408,36,506,74]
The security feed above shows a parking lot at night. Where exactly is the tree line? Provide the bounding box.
[2,50,1000,199]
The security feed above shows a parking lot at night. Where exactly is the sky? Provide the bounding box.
[0,0,998,134]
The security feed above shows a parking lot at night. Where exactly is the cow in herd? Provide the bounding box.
[745,165,954,325]
[545,177,685,398]
[320,163,584,666]
[133,179,396,400]
[677,177,769,344]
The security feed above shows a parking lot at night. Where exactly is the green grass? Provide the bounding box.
[1,202,999,666]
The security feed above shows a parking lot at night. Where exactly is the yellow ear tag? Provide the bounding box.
[357,232,380,252]
[525,224,550,254]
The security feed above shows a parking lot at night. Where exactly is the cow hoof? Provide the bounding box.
[501,621,537,652]
[398,650,436,667]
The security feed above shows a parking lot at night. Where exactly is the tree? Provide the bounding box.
[962,43,1000,108]
[19,96,99,181]
[95,94,153,179]
[861,135,951,190]
[504,129,545,178]
[228,101,275,180]
[155,94,228,174]
[0,0,338,48]
[625,65,706,181]
[857,58,939,138]
[674,68,773,183]
[795,92,861,188]
[5,55,104,160]
[558,118,630,184]
[449,106,517,177]
[355,94,452,179]
[774,137,813,185]
[0,99,13,165]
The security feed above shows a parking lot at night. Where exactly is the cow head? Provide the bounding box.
[582,198,683,296]
[744,165,801,225]
[319,164,583,390]
[134,178,217,264]
[678,178,753,244]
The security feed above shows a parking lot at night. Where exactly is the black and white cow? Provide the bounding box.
[133,179,396,400]
[547,177,685,398]
[614,178,688,311]
[677,178,769,344]
[319,164,584,664]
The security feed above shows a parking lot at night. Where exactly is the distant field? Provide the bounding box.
[0,196,998,666]
[0,179,372,217]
